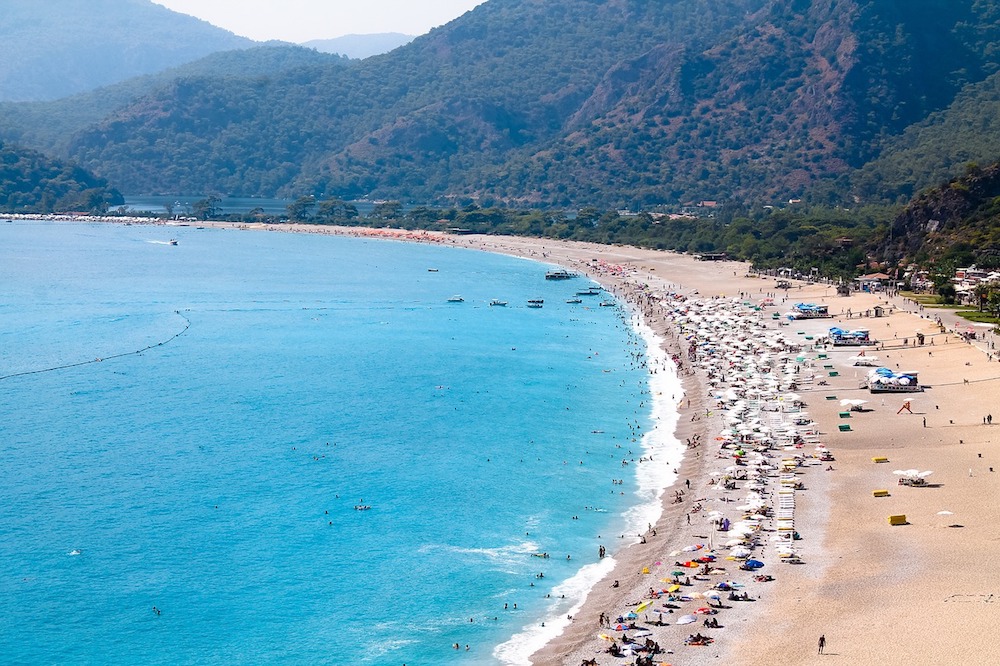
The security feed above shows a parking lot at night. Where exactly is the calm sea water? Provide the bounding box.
[0,221,681,665]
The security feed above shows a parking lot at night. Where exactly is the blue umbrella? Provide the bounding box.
[744,559,765,569]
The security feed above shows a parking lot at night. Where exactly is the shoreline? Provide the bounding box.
[493,307,688,665]
[29,215,1000,664]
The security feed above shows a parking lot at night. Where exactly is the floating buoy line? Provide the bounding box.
[0,311,191,381]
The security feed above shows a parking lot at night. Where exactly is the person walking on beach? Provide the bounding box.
[818,634,826,654]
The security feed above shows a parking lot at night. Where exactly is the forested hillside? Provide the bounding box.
[0,46,345,154]
[5,0,1000,210]
[0,143,122,213]
[875,162,1000,268]
[851,71,1000,203]
[0,0,252,102]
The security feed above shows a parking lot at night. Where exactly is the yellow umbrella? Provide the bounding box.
[667,584,681,593]
[635,600,654,613]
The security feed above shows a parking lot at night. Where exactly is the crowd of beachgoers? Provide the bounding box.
[24,215,1000,664]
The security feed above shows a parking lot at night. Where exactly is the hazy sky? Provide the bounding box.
[154,1,486,42]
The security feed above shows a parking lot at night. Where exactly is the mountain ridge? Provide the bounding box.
[4,0,1000,211]
[303,33,415,59]
[0,0,254,102]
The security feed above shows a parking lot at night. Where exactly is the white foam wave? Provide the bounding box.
[420,540,540,572]
[620,314,685,540]
[493,556,618,665]
[494,313,687,665]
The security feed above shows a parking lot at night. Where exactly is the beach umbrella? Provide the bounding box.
[635,600,654,613]
[704,590,722,600]
[676,614,698,625]
[694,607,714,615]
[614,623,628,631]
[744,559,765,569]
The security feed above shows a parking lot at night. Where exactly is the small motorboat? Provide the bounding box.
[490,299,508,307]
[447,295,464,303]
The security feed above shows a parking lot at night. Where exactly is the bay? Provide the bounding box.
[0,220,672,665]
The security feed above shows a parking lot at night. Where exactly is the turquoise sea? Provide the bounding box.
[0,220,682,665]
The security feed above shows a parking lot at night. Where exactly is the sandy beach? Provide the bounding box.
[34,216,1000,664]
[451,234,1000,666]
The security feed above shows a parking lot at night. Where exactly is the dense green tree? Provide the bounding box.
[286,195,316,221]
[315,198,358,223]
[371,201,403,220]
[192,195,221,220]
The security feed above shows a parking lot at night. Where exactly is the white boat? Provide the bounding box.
[527,299,544,308]
[490,299,508,307]
[566,298,583,304]
[447,295,464,303]
[169,239,178,245]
